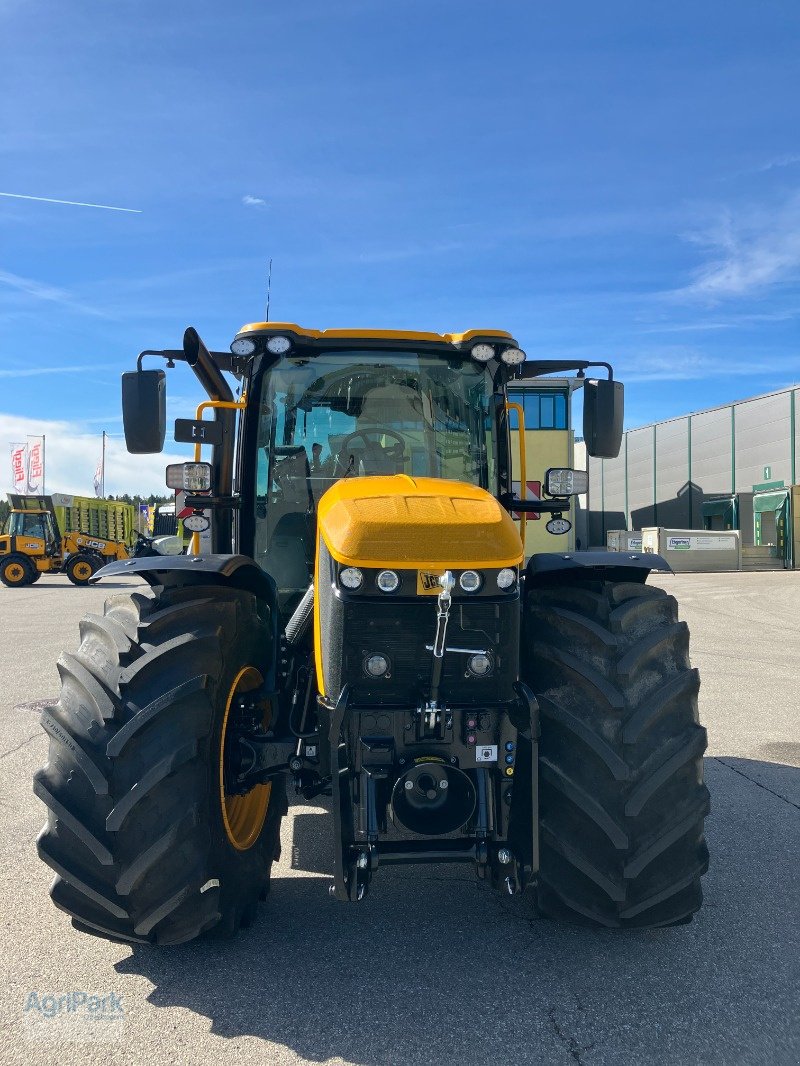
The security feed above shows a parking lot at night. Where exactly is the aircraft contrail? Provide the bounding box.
[0,191,142,213]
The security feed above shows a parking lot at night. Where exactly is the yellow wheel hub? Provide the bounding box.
[73,561,93,581]
[5,563,26,584]
[219,666,272,850]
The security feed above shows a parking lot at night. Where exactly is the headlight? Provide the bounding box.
[459,570,482,593]
[376,569,400,593]
[165,461,212,491]
[470,343,495,363]
[500,347,526,366]
[266,335,292,355]
[364,654,389,677]
[545,468,589,496]
[230,337,256,356]
[497,567,516,590]
[340,567,363,590]
[468,653,492,676]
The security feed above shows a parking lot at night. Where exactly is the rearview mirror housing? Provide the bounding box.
[583,378,624,459]
[122,370,166,454]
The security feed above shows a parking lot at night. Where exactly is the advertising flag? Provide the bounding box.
[93,455,103,497]
[27,436,44,494]
[11,442,27,493]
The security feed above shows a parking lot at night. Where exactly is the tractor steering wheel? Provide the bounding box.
[335,429,407,474]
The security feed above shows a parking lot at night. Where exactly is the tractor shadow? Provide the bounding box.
[116,757,800,1065]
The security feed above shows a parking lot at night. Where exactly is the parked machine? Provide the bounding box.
[33,323,709,944]
[0,496,132,586]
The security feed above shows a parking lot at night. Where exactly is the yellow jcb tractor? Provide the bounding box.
[33,323,709,943]
[0,499,130,587]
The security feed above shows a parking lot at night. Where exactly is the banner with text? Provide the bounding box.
[10,442,27,493]
[27,436,44,494]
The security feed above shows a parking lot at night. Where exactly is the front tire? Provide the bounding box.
[65,553,99,586]
[1,554,34,587]
[35,583,286,945]
[524,578,709,929]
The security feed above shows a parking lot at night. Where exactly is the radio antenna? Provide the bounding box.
[265,258,273,322]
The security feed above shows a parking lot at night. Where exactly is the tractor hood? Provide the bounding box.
[316,475,524,570]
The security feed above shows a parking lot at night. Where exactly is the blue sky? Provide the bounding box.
[1,0,799,493]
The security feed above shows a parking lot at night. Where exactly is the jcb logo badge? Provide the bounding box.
[416,571,443,595]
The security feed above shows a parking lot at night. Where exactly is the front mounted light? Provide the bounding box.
[497,567,516,590]
[545,468,589,497]
[500,346,526,366]
[470,343,495,363]
[468,653,492,676]
[376,569,400,593]
[266,335,292,355]
[339,567,363,590]
[459,570,482,593]
[230,337,256,356]
[364,654,390,677]
[165,461,212,492]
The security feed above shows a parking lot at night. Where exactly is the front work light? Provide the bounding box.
[468,653,492,676]
[376,570,400,593]
[471,343,495,363]
[500,347,526,366]
[230,337,256,356]
[340,567,363,590]
[496,567,516,590]
[266,335,292,355]
[545,468,589,496]
[165,461,212,492]
[459,570,482,593]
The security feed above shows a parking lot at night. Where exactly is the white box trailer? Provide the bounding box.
[607,530,643,552]
[641,528,741,572]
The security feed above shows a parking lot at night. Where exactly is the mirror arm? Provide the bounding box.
[516,359,614,381]
[184,494,241,510]
[136,349,184,372]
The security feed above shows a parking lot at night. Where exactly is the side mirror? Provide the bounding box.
[583,378,624,458]
[122,370,166,454]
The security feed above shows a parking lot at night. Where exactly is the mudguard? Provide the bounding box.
[525,550,671,586]
[92,553,277,602]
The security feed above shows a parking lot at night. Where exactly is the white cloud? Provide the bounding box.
[671,196,800,302]
[620,347,800,383]
[242,195,267,207]
[0,364,118,378]
[0,412,188,496]
[754,153,800,173]
[0,268,106,317]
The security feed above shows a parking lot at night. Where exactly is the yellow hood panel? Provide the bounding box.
[317,476,524,569]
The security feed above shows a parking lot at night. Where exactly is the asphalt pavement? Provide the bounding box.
[1,570,798,1065]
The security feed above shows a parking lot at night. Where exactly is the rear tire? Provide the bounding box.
[65,553,99,586]
[0,554,34,587]
[523,577,709,929]
[34,583,286,945]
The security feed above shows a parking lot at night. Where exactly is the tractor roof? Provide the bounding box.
[236,322,515,347]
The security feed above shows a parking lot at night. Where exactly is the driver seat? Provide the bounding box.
[351,384,423,474]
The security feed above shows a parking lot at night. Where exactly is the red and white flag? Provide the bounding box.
[10,442,27,493]
[27,436,44,494]
[93,455,103,497]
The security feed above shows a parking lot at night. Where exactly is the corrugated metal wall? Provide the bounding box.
[587,386,799,547]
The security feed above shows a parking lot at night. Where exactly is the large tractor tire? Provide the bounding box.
[523,578,709,929]
[65,553,100,586]
[34,583,286,945]
[1,554,35,587]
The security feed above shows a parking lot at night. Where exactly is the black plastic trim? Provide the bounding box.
[526,550,672,578]
[91,553,278,600]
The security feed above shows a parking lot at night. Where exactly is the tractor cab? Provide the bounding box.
[6,508,59,552]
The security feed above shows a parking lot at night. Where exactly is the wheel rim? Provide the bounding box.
[5,562,26,584]
[219,666,272,851]
[73,561,93,581]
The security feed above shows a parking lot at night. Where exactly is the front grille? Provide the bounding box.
[341,598,519,706]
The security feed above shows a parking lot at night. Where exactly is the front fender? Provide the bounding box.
[92,553,277,603]
[525,549,671,587]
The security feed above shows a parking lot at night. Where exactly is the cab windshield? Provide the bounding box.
[8,512,51,539]
[252,349,497,604]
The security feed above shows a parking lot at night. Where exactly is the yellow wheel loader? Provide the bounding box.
[0,500,131,587]
[33,323,709,944]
